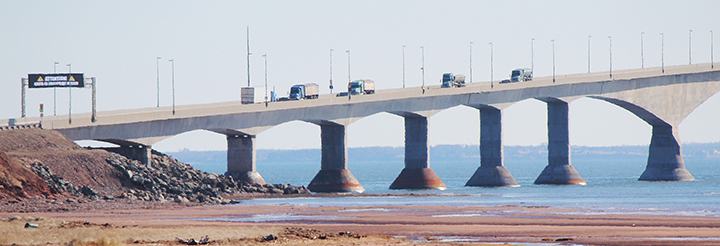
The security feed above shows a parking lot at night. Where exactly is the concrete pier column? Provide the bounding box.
[390,116,446,190]
[107,145,152,166]
[226,134,266,185]
[639,125,694,181]
[466,106,519,187]
[308,123,364,193]
[535,100,586,185]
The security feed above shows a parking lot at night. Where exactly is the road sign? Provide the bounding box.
[28,73,84,88]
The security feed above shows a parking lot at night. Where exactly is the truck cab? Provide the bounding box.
[348,80,375,95]
[289,85,305,100]
[441,73,455,88]
[510,68,533,82]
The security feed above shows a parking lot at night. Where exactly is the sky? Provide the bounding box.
[2,1,719,152]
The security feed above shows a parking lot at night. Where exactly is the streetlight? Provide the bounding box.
[157,56,161,107]
[53,61,59,116]
[661,33,665,73]
[346,50,351,84]
[329,49,334,93]
[469,41,473,83]
[641,32,645,68]
[66,63,72,124]
[402,45,406,88]
[551,39,555,83]
[263,54,268,107]
[246,26,251,88]
[712,30,715,69]
[420,46,425,93]
[489,42,493,88]
[169,59,175,115]
[587,35,591,73]
[608,36,612,79]
[689,29,693,65]
[531,38,535,73]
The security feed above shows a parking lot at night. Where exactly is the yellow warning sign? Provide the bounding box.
[69,76,75,81]
[37,76,44,82]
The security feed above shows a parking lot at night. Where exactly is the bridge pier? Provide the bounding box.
[390,116,446,190]
[535,100,586,185]
[107,145,152,165]
[639,125,694,181]
[466,106,519,187]
[225,134,266,185]
[307,123,364,193]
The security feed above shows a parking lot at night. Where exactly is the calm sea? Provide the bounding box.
[189,157,720,215]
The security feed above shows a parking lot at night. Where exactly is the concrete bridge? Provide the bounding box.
[5,64,720,192]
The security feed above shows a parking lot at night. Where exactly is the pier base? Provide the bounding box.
[390,168,446,190]
[308,169,364,193]
[534,165,586,185]
[466,166,519,187]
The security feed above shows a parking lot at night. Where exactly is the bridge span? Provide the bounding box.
[5,64,720,192]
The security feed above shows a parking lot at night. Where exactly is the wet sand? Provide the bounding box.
[3,203,720,245]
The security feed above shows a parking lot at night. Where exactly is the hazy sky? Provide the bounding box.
[2,1,719,152]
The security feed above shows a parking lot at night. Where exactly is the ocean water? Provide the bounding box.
[233,157,720,214]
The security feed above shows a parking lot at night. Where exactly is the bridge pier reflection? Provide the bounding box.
[390,116,446,190]
[535,99,586,185]
[466,106,519,187]
[225,134,265,185]
[307,122,364,193]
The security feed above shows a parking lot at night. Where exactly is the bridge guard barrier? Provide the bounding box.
[639,125,694,181]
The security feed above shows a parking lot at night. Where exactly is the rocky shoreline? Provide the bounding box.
[0,128,312,213]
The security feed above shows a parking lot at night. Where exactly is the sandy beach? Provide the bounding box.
[3,199,720,246]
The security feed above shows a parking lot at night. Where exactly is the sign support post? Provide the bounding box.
[21,78,27,118]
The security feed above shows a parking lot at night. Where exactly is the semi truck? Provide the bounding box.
[348,79,375,95]
[288,83,319,100]
[441,73,466,88]
[510,68,533,82]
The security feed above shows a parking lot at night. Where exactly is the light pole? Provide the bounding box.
[689,29,693,65]
[641,32,645,68]
[346,50,351,84]
[531,38,535,73]
[329,49,334,93]
[263,54,268,107]
[246,26,251,88]
[608,36,612,79]
[66,63,72,124]
[420,46,425,92]
[489,42,493,88]
[469,41,473,83]
[169,59,175,115]
[712,30,715,69]
[661,33,665,73]
[53,61,58,116]
[587,35,591,73]
[551,39,555,82]
[402,45,406,88]
[156,56,161,107]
